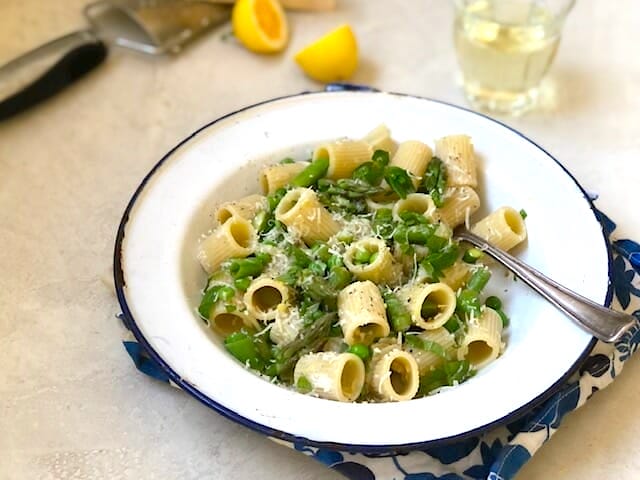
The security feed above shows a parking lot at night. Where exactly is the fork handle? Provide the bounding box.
[0,30,107,121]
[457,231,637,343]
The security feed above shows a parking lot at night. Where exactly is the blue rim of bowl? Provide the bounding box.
[113,89,609,454]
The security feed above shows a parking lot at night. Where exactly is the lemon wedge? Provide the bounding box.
[294,25,358,83]
[232,0,289,53]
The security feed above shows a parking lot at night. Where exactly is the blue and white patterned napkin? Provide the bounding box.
[119,207,640,480]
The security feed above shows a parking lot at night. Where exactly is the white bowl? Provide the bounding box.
[114,91,610,452]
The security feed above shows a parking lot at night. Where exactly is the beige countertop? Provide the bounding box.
[1,1,639,478]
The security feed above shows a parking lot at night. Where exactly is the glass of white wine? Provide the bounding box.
[454,0,575,114]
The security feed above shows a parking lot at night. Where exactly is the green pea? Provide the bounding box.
[348,343,371,361]
[234,277,251,291]
[297,376,313,393]
[336,232,354,244]
[218,286,235,302]
[485,295,503,310]
[353,248,371,265]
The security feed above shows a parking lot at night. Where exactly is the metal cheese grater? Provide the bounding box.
[0,0,231,120]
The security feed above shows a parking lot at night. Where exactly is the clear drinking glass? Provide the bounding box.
[453,0,575,114]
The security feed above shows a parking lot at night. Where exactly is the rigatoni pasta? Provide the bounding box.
[406,328,456,375]
[369,343,420,401]
[397,282,457,330]
[471,206,527,251]
[243,277,290,321]
[196,126,527,403]
[458,307,504,369]
[435,134,478,187]
[343,238,399,285]
[294,352,365,402]
[313,139,372,179]
[390,140,432,187]
[215,194,268,225]
[392,193,438,222]
[275,187,340,244]
[260,162,308,195]
[362,124,398,156]
[338,280,390,345]
[438,186,480,228]
[197,216,256,274]
[208,303,260,335]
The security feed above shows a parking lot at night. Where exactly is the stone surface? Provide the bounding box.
[1,1,639,479]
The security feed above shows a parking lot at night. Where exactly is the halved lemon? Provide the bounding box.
[294,24,358,83]
[232,0,289,54]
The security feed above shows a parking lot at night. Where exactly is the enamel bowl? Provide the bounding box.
[114,91,610,452]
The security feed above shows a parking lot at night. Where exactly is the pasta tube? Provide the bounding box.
[369,345,419,401]
[405,328,456,375]
[243,277,290,321]
[361,124,398,156]
[313,139,373,179]
[397,282,456,330]
[294,352,365,402]
[259,162,308,195]
[435,135,478,187]
[458,307,504,369]
[392,193,439,222]
[215,194,268,225]
[470,206,527,251]
[390,140,432,187]
[338,280,390,345]
[344,237,399,285]
[208,303,259,335]
[197,216,256,274]
[437,186,480,228]
[440,261,472,291]
[275,187,340,244]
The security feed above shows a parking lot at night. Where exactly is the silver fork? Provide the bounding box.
[455,230,637,343]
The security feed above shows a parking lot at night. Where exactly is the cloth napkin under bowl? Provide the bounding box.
[118,205,639,480]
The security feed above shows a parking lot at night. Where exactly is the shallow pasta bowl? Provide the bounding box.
[114,90,610,452]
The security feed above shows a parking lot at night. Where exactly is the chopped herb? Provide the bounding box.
[420,157,448,207]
